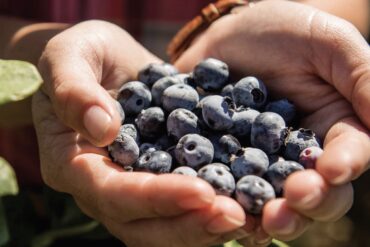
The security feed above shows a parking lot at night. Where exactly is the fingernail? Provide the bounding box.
[273,218,297,236]
[297,188,323,209]
[84,106,112,142]
[254,237,272,245]
[225,228,251,240]
[253,226,271,245]
[331,167,352,185]
[177,195,213,209]
[206,215,245,234]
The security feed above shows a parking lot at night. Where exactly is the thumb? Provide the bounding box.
[38,44,121,147]
[37,21,161,146]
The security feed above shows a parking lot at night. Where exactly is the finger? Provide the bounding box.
[33,91,216,224]
[309,12,370,129]
[38,21,160,146]
[262,198,312,241]
[237,218,272,247]
[106,196,249,247]
[316,117,370,185]
[284,170,354,222]
[65,152,217,223]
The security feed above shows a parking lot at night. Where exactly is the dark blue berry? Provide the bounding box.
[198,163,236,196]
[235,175,276,214]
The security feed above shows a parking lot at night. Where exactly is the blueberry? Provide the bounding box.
[154,135,176,151]
[268,155,285,166]
[264,161,304,196]
[232,76,268,109]
[210,134,241,164]
[235,175,276,214]
[119,124,140,144]
[229,108,260,139]
[167,108,200,140]
[198,163,235,196]
[108,133,139,168]
[135,150,172,174]
[173,73,195,86]
[284,128,321,161]
[172,166,197,177]
[175,134,214,169]
[230,147,269,180]
[162,84,199,112]
[117,81,152,116]
[220,83,235,98]
[251,112,287,154]
[201,95,234,130]
[151,76,184,105]
[265,99,296,125]
[135,107,165,139]
[298,146,323,169]
[138,63,178,87]
[139,143,158,154]
[193,58,229,91]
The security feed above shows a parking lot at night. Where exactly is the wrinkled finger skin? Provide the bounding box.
[175,0,370,242]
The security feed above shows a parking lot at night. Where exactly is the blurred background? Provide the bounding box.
[0,0,369,247]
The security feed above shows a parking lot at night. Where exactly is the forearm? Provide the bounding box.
[297,0,369,37]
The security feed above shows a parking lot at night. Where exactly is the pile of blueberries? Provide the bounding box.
[108,58,324,215]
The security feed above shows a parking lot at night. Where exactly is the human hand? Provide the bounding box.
[33,20,254,247]
[175,0,370,245]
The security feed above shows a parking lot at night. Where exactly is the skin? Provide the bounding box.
[0,0,369,246]
[176,0,370,245]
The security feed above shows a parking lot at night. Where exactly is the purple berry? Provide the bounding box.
[201,95,234,131]
[264,160,304,195]
[117,81,152,116]
[162,84,199,112]
[135,107,166,139]
[172,166,197,177]
[265,99,296,125]
[135,150,172,174]
[251,112,287,154]
[108,133,139,168]
[193,58,229,91]
[230,147,269,180]
[235,175,276,214]
[138,63,178,87]
[175,134,214,169]
[232,76,268,109]
[167,108,200,140]
[198,163,236,197]
[284,128,321,161]
[299,146,324,169]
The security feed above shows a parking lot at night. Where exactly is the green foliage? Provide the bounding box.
[0,157,18,197]
[221,239,290,247]
[0,59,42,105]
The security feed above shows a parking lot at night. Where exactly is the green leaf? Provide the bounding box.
[0,199,10,246]
[0,59,42,105]
[223,240,242,247]
[271,239,290,247]
[0,157,18,197]
[31,220,99,247]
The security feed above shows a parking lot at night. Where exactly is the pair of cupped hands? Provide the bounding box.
[32,1,370,246]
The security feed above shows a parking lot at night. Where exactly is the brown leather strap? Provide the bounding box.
[167,0,248,63]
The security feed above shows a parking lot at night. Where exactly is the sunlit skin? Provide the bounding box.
[176,1,370,244]
[32,1,370,247]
